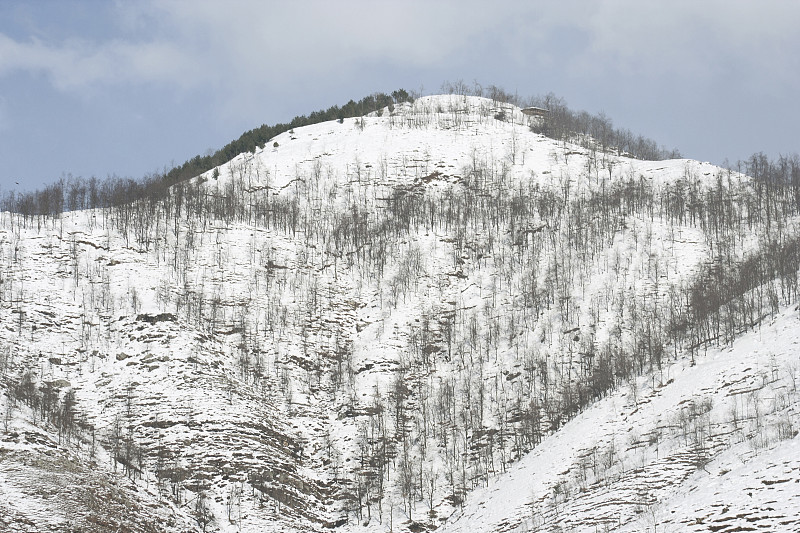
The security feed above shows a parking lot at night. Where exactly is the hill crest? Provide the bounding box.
[1,94,799,532]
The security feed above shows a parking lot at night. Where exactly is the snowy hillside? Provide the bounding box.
[441,305,800,533]
[1,94,798,532]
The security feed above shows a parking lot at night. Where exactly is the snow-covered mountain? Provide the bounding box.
[1,94,798,532]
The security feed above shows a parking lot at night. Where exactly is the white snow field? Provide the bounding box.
[441,305,800,533]
[0,94,798,532]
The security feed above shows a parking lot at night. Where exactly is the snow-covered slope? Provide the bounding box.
[441,305,800,533]
[0,94,798,532]
[0,404,199,532]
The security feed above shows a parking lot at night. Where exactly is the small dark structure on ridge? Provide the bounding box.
[521,107,549,118]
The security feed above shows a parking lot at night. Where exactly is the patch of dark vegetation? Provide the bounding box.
[136,313,177,324]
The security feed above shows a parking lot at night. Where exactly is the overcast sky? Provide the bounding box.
[1,0,798,192]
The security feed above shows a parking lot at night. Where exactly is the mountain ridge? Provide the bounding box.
[1,94,799,532]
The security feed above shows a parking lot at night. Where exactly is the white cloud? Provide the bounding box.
[0,33,197,90]
[0,1,500,91]
[0,0,797,102]
[555,1,800,87]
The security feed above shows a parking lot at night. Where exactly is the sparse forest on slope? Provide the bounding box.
[1,91,799,533]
